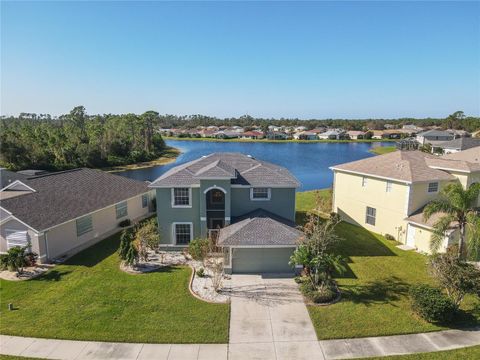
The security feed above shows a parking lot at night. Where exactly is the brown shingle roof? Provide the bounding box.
[442,146,480,164]
[331,151,456,183]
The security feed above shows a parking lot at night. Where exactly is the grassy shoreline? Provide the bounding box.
[164,136,396,144]
[369,145,397,155]
[104,146,181,172]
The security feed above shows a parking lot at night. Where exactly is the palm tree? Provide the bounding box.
[423,182,480,259]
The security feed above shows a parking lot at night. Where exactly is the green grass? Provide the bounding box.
[165,136,395,144]
[295,191,480,340]
[358,345,480,359]
[370,145,397,155]
[0,232,229,343]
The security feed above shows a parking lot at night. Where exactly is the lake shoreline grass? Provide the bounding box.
[369,145,398,155]
[164,136,396,144]
[103,146,181,172]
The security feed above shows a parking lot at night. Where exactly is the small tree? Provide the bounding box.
[0,246,36,275]
[429,246,480,307]
[208,256,224,292]
[133,218,161,261]
[118,229,138,267]
[188,238,210,261]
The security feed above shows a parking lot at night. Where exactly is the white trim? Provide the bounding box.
[0,180,36,193]
[250,187,271,201]
[0,209,39,233]
[428,166,472,174]
[203,185,227,194]
[171,187,192,208]
[200,217,207,221]
[172,222,193,245]
[230,184,298,189]
[330,168,411,185]
[404,184,411,216]
[225,217,231,221]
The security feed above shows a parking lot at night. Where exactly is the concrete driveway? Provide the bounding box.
[225,274,324,360]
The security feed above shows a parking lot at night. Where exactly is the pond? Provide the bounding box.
[117,140,392,191]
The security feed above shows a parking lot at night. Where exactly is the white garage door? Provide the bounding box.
[5,229,29,250]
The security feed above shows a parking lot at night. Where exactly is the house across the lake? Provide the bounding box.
[0,168,154,263]
[149,152,301,274]
[330,148,480,254]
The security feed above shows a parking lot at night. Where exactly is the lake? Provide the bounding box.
[118,140,392,191]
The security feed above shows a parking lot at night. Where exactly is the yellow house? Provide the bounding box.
[330,147,480,254]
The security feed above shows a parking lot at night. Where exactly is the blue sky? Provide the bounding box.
[1,1,479,118]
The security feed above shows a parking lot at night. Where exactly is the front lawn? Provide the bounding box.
[296,191,480,340]
[0,232,229,343]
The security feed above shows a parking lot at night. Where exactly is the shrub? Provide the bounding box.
[0,246,36,275]
[196,267,205,277]
[188,238,210,260]
[299,280,337,304]
[119,219,131,228]
[385,234,395,241]
[410,285,457,323]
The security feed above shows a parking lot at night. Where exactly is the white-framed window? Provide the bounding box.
[116,201,128,219]
[171,188,192,207]
[362,177,367,187]
[365,207,376,226]
[141,194,149,208]
[5,229,29,249]
[428,182,439,193]
[250,187,271,201]
[173,222,193,245]
[76,215,93,236]
[386,181,392,193]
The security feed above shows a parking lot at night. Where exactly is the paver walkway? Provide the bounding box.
[1,274,479,359]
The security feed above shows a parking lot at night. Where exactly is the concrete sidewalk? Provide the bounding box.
[1,328,479,359]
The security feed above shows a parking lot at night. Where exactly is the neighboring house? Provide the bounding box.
[330,149,480,254]
[240,131,264,139]
[433,138,480,154]
[447,129,471,138]
[371,130,385,139]
[416,129,454,145]
[213,131,240,139]
[0,168,153,263]
[319,130,344,140]
[149,153,301,274]
[347,130,366,140]
[266,131,290,140]
[402,124,424,134]
[294,131,318,140]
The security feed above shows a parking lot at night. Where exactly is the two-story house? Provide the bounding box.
[149,153,301,274]
[330,148,480,254]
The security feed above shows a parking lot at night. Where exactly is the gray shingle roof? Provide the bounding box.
[0,168,149,231]
[217,209,302,246]
[149,153,300,188]
[435,138,480,151]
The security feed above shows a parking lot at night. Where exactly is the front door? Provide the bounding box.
[209,218,224,229]
[406,224,416,247]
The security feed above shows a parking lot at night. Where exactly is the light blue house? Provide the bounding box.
[149,153,302,273]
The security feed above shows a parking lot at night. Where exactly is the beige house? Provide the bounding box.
[0,168,154,263]
[330,147,480,254]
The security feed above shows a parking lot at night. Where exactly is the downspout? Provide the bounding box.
[43,230,50,263]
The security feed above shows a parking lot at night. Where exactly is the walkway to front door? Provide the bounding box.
[225,274,322,360]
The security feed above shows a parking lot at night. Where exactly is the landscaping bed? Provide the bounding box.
[296,191,480,340]
[0,232,229,343]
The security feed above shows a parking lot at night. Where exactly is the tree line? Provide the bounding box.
[0,106,166,171]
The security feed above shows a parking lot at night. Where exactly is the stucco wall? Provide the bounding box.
[333,171,409,240]
[230,187,296,222]
[408,180,454,215]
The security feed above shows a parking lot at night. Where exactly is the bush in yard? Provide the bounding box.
[134,218,161,261]
[384,234,395,241]
[118,229,138,266]
[196,267,205,277]
[118,219,131,228]
[311,285,337,304]
[188,238,210,261]
[409,285,457,323]
[429,246,480,306]
[0,246,37,275]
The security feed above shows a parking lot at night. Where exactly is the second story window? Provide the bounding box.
[386,181,392,193]
[172,187,191,207]
[362,177,367,187]
[251,187,271,201]
[428,182,439,193]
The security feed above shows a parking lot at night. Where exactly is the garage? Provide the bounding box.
[232,247,295,274]
[217,209,302,274]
